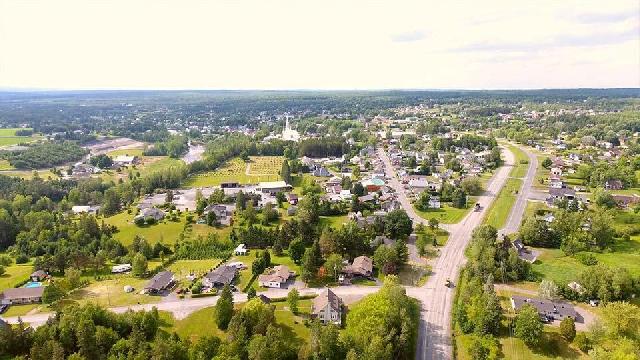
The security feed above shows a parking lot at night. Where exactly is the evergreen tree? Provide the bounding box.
[216,284,234,330]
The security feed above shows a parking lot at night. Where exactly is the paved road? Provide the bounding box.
[499,144,538,236]
[403,146,516,360]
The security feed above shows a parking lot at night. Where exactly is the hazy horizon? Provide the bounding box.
[1,0,638,90]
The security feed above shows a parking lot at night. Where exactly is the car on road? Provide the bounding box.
[474,203,482,212]
[445,279,453,288]
[0,304,8,314]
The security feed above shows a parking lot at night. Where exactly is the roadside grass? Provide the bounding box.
[0,262,33,292]
[184,156,283,187]
[484,178,522,230]
[414,197,478,224]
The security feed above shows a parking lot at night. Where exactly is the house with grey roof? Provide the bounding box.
[0,287,45,305]
[511,295,577,323]
[312,288,343,325]
[203,265,237,289]
[144,271,175,294]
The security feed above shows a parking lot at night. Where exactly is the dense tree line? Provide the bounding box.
[298,137,349,158]
[143,135,189,158]
[174,234,235,260]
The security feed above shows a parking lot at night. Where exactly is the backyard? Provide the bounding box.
[414,197,478,224]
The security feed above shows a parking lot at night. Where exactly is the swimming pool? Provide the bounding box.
[24,281,42,288]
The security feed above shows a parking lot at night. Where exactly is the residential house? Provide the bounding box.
[550,167,563,177]
[362,178,385,192]
[428,196,441,209]
[113,155,138,166]
[0,287,45,305]
[604,179,623,190]
[342,256,373,277]
[511,295,577,323]
[144,271,175,294]
[312,167,331,177]
[258,265,294,288]
[71,205,101,215]
[203,203,236,226]
[547,187,576,204]
[30,270,48,282]
[287,193,299,205]
[512,239,538,263]
[135,207,165,222]
[234,244,248,256]
[312,288,343,325]
[202,265,238,289]
[257,181,291,195]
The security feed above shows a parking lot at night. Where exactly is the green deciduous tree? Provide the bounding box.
[514,304,543,347]
[216,284,234,330]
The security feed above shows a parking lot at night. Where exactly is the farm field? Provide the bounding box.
[1,169,59,180]
[414,196,478,224]
[184,156,283,187]
[106,148,145,157]
[484,178,522,230]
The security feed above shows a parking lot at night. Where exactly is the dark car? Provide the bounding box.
[0,304,8,314]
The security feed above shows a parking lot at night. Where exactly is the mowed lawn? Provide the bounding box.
[106,148,145,158]
[414,197,477,224]
[167,259,223,278]
[484,178,522,230]
[184,156,283,187]
[0,262,33,292]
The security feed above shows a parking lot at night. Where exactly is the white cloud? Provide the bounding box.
[0,0,638,90]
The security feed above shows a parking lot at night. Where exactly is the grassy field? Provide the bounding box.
[2,303,40,317]
[1,169,59,180]
[65,275,162,308]
[184,156,283,187]
[167,259,223,278]
[103,208,187,245]
[0,262,33,292]
[484,178,522,230]
[319,215,350,228]
[532,234,640,285]
[106,148,145,157]
[0,128,33,136]
[414,197,478,224]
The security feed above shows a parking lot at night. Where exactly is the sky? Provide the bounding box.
[0,0,639,90]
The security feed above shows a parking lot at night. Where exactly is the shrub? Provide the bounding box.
[573,332,590,352]
[15,254,29,264]
[574,252,598,266]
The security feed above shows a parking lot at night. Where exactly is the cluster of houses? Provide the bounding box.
[65,154,140,180]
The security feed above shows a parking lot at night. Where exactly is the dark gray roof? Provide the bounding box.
[0,286,45,301]
[145,271,174,291]
[511,295,577,321]
[548,187,576,197]
[205,265,237,286]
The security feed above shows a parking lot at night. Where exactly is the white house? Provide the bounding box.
[312,288,343,325]
[258,265,293,288]
[234,244,248,256]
